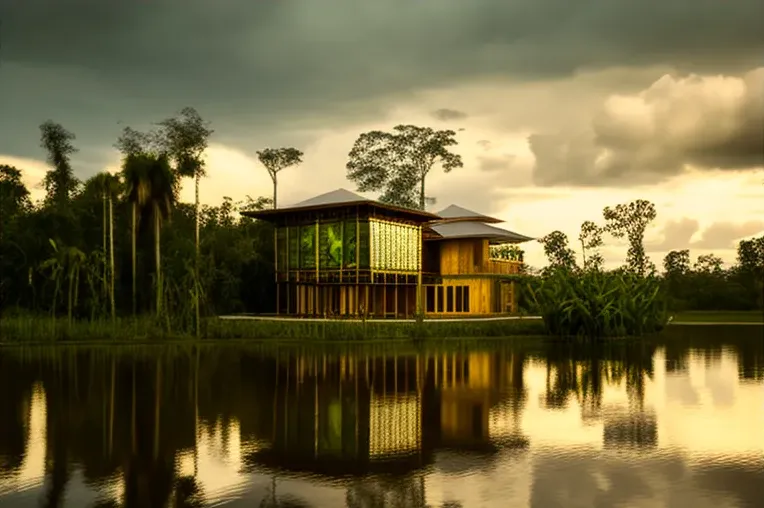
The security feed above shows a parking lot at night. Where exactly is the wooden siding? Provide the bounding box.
[424,277,493,315]
[423,277,519,316]
[438,239,522,276]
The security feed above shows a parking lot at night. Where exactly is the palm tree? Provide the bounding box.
[158,107,213,336]
[144,154,176,317]
[122,154,152,316]
[93,172,121,321]
[40,239,85,325]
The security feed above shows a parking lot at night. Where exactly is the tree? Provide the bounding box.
[736,235,764,308]
[158,107,213,335]
[143,155,176,318]
[539,231,577,271]
[578,221,604,271]
[256,148,303,209]
[39,121,80,207]
[0,165,31,239]
[346,125,463,210]
[603,199,657,275]
[119,144,152,316]
[158,107,213,249]
[694,254,724,274]
[91,172,121,321]
[663,250,691,276]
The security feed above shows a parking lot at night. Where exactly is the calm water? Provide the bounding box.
[1,327,763,508]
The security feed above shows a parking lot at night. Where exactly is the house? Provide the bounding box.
[240,188,534,318]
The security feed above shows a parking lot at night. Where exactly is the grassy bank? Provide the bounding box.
[671,311,764,323]
[0,315,547,343]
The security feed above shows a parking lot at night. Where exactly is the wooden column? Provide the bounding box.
[315,218,320,315]
[416,224,423,317]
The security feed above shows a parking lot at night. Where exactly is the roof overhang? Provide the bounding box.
[241,201,440,223]
[425,222,535,244]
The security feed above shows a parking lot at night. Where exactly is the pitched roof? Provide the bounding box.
[240,188,440,221]
[435,204,502,224]
[428,221,535,244]
[291,188,369,208]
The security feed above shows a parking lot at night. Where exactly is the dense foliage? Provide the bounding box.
[521,199,762,338]
[1,113,761,340]
[0,115,277,333]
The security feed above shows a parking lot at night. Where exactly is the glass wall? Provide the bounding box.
[369,219,420,271]
[275,220,372,271]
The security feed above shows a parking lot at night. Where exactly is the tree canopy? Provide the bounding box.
[346,125,463,210]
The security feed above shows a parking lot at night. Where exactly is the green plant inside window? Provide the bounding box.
[300,225,316,269]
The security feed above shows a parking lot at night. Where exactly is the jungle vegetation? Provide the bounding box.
[519,199,763,337]
[0,112,761,341]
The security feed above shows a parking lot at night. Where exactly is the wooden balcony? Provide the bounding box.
[482,258,522,275]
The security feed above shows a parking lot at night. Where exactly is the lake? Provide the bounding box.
[1,325,762,508]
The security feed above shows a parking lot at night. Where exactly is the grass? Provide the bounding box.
[671,310,764,323]
[0,315,548,344]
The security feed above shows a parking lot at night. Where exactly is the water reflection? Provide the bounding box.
[0,326,762,508]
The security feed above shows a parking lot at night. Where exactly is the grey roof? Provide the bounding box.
[291,188,369,208]
[240,187,441,221]
[429,221,535,244]
[435,204,501,224]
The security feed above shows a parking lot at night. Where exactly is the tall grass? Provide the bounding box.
[0,314,546,343]
[526,268,668,338]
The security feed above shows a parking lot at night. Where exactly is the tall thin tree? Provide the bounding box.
[117,127,156,316]
[158,107,213,334]
[256,148,304,209]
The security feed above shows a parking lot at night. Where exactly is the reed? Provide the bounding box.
[0,314,546,343]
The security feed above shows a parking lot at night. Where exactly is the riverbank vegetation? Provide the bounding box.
[519,200,763,337]
[0,314,546,343]
[1,111,761,342]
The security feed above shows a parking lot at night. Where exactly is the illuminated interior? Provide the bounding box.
[369,219,420,272]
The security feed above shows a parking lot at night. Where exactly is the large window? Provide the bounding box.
[425,285,470,313]
[300,225,316,269]
[288,226,300,269]
[343,219,357,268]
[276,228,287,272]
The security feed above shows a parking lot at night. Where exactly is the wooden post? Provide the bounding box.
[275,227,279,315]
[315,218,320,316]
[383,284,387,317]
[416,224,423,319]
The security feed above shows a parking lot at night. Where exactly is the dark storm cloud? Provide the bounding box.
[1,0,763,176]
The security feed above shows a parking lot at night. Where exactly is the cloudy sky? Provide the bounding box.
[1,0,763,269]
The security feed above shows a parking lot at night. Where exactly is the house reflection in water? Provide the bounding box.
[244,351,529,478]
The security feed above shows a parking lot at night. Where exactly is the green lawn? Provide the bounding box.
[672,311,764,323]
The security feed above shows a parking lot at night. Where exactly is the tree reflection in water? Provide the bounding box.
[0,328,761,508]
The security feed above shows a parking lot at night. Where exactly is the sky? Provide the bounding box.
[1,0,763,269]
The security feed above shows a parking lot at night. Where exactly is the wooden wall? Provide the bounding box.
[424,277,494,315]
[437,239,522,276]
[438,239,487,275]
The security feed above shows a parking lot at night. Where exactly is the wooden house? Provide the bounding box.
[241,188,534,318]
